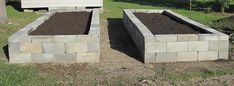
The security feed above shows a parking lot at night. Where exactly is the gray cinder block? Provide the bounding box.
[43,43,65,54]
[144,52,156,63]
[156,52,177,63]
[9,54,32,63]
[155,35,177,42]
[198,51,218,61]
[167,42,188,52]
[178,52,198,61]
[188,41,208,51]
[54,54,77,64]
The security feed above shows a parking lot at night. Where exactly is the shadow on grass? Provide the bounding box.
[226,4,234,13]
[210,16,234,35]
[6,1,23,12]
[107,18,143,62]
[2,44,9,61]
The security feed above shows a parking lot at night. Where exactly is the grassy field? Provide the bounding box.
[0,0,234,85]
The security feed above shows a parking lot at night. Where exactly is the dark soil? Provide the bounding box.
[134,13,207,34]
[30,12,92,35]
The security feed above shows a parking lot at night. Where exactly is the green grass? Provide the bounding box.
[0,0,233,85]
[154,67,234,85]
[0,6,39,56]
[102,0,228,25]
[0,61,64,86]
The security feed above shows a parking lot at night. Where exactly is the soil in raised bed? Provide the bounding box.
[30,11,92,35]
[134,13,209,34]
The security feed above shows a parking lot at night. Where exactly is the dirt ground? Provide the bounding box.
[34,19,234,85]
[30,12,91,35]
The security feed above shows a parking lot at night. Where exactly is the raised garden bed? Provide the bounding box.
[123,9,229,63]
[8,9,100,63]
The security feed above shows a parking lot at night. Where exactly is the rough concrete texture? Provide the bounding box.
[8,9,100,63]
[123,9,229,63]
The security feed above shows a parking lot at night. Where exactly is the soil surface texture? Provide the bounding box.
[30,12,91,35]
[134,13,203,34]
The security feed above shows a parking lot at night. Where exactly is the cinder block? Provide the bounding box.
[31,36,53,42]
[156,52,177,63]
[143,34,155,42]
[135,23,149,33]
[89,28,100,36]
[65,42,88,53]
[178,52,197,61]
[20,43,42,54]
[54,35,76,42]
[9,33,31,42]
[219,51,228,60]
[155,35,177,42]
[144,52,156,63]
[77,36,98,42]
[198,35,219,41]
[154,42,167,52]
[87,42,100,53]
[188,41,208,51]
[9,54,31,63]
[77,53,99,63]
[27,20,45,29]
[131,16,142,24]
[43,43,65,54]
[209,41,219,51]
[19,36,32,43]
[91,16,100,25]
[178,34,198,42]
[167,42,188,52]
[76,42,88,53]
[159,10,166,13]
[198,51,218,61]
[42,54,54,62]
[31,54,45,63]
[8,42,20,54]
[145,42,155,52]
[219,35,229,40]
[209,40,229,51]
[65,43,75,54]
[218,40,229,51]
[54,54,77,64]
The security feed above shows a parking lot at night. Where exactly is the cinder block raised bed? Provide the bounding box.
[123,9,229,63]
[8,9,100,63]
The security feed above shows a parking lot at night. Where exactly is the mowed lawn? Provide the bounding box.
[0,0,234,85]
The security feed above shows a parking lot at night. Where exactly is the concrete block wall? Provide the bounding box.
[8,9,100,63]
[123,9,229,63]
[21,0,103,9]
